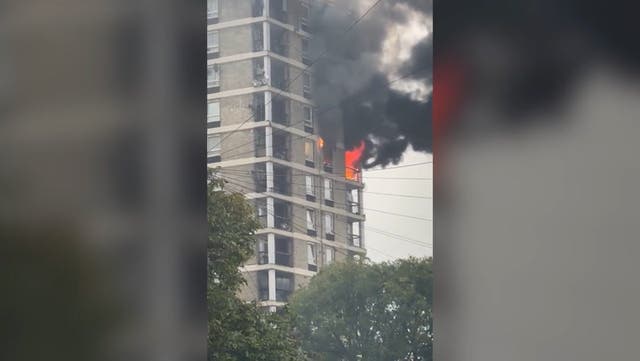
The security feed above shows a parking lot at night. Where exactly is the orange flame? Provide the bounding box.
[317,137,325,149]
[345,141,365,181]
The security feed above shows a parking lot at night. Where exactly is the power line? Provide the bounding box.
[364,161,433,172]
[218,172,431,200]
[364,191,431,200]
[364,208,432,222]
[366,226,432,247]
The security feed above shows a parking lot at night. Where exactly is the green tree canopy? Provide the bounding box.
[289,257,433,361]
[207,171,303,361]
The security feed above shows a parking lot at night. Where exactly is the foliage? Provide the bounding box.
[289,257,433,361]
[207,170,304,361]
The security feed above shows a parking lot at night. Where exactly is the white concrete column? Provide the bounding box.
[264,0,270,18]
[268,269,276,301]
[265,126,273,156]
[267,196,275,227]
[268,233,276,264]
[263,21,271,52]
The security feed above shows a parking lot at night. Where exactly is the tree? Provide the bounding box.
[289,257,433,361]
[207,171,303,361]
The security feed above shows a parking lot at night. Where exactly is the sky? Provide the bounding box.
[360,0,432,262]
[363,148,433,262]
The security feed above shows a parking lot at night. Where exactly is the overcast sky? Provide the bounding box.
[363,148,433,262]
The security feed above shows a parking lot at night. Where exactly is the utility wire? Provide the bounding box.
[218,172,431,200]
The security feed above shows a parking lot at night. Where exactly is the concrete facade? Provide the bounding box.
[207,0,365,310]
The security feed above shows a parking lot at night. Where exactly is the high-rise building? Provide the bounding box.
[206,0,366,309]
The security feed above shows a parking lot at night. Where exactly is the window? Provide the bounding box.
[207,102,220,126]
[275,237,292,266]
[208,0,219,18]
[325,247,334,265]
[275,271,293,302]
[307,243,317,271]
[324,212,334,235]
[207,30,219,55]
[304,140,315,165]
[306,209,316,231]
[348,221,361,247]
[300,3,310,32]
[207,134,221,158]
[301,38,311,65]
[324,178,333,200]
[257,239,268,265]
[348,188,360,214]
[281,0,288,12]
[303,72,311,98]
[258,270,269,301]
[307,243,317,265]
[305,175,315,196]
[207,64,220,88]
[303,106,313,128]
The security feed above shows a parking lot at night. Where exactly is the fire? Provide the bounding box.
[317,137,325,149]
[345,141,365,181]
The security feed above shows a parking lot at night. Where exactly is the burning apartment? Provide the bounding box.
[206,0,366,309]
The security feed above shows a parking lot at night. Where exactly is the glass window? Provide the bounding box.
[257,239,268,264]
[207,31,219,53]
[257,270,269,300]
[306,209,316,230]
[303,106,312,127]
[324,178,333,200]
[303,73,311,89]
[305,175,315,195]
[207,134,221,157]
[207,65,220,87]
[207,0,219,18]
[325,247,334,265]
[307,243,317,265]
[305,140,315,162]
[207,102,220,123]
[324,213,334,235]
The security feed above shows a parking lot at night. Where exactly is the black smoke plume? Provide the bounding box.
[311,0,432,168]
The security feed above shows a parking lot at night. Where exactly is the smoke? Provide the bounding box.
[311,0,432,168]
